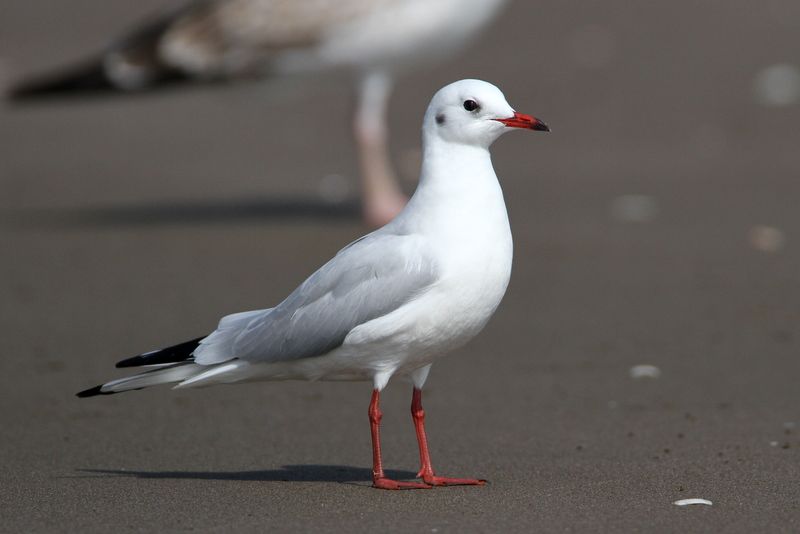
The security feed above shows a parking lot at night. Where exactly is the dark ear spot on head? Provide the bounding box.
[435,113,446,125]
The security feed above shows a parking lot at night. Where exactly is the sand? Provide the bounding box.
[1,1,799,531]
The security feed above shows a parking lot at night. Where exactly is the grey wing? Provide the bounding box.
[101,0,368,92]
[156,0,400,76]
[193,232,438,365]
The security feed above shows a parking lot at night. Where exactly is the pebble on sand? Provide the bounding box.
[611,194,658,223]
[754,64,800,107]
[748,225,785,253]
[629,364,661,379]
[317,174,352,203]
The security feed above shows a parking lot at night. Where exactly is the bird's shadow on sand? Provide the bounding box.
[74,465,417,486]
[2,197,361,229]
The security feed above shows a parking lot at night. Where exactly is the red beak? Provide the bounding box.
[496,112,550,132]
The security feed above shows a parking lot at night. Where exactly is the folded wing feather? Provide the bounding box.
[193,231,437,365]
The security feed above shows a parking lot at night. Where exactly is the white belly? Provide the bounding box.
[322,213,513,379]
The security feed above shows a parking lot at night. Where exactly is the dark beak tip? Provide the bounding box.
[533,121,550,132]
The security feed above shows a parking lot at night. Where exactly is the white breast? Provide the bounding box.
[424,181,513,345]
[341,160,513,374]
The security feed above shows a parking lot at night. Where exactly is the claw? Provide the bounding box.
[373,477,432,490]
[420,474,486,487]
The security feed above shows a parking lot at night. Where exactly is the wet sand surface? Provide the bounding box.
[1,1,799,531]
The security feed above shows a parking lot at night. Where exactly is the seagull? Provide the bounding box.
[7,0,510,226]
[77,79,549,490]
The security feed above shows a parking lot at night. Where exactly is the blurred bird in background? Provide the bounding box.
[7,0,510,226]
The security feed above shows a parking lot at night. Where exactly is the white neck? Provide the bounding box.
[392,136,508,236]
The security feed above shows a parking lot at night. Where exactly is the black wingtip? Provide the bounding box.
[76,384,115,398]
[115,336,204,368]
[115,355,150,368]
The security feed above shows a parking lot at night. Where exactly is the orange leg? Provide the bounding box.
[411,387,486,487]
[369,389,430,490]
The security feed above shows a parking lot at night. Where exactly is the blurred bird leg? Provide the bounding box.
[355,71,408,227]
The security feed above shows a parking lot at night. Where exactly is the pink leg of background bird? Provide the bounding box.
[354,71,409,228]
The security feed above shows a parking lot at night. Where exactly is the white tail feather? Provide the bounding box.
[194,308,271,365]
[100,363,202,394]
[174,361,251,389]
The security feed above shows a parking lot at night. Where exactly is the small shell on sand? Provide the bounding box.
[673,498,713,506]
[629,364,661,379]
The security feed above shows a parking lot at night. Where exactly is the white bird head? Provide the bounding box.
[423,79,549,148]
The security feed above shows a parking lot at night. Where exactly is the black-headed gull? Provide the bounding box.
[77,79,549,490]
[8,0,510,226]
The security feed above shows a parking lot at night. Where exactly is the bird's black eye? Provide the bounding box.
[463,99,479,112]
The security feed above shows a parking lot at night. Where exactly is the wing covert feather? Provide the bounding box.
[159,0,402,75]
[193,232,437,365]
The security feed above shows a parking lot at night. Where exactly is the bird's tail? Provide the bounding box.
[76,337,204,398]
[8,58,116,99]
[76,362,204,398]
[7,7,189,101]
